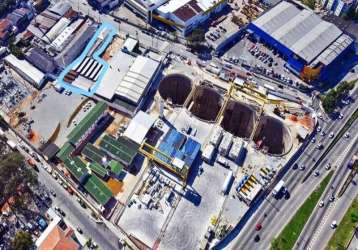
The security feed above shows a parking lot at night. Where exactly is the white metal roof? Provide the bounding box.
[123,37,138,52]
[252,1,343,63]
[5,54,45,87]
[115,55,160,104]
[42,17,70,44]
[123,111,156,144]
[313,34,353,66]
[95,51,135,100]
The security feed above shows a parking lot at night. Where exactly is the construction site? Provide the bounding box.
[131,57,316,249]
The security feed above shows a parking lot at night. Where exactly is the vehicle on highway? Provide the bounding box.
[299,165,305,170]
[329,132,334,139]
[255,223,262,231]
[272,180,285,197]
[330,220,337,229]
[76,227,83,234]
[325,163,331,170]
[329,195,335,202]
[319,200,324,207]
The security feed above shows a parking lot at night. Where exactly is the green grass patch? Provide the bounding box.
[271,172,333,250]
[325,198,358,250]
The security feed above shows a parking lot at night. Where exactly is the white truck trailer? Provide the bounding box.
[272,180,285,197]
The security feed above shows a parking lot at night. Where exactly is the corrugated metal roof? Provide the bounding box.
[314,34,353,65]
[252,1,344,63]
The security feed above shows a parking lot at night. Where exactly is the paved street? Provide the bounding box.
[222,87,358,250]
[3,129,120,250]
[295,141,358,250]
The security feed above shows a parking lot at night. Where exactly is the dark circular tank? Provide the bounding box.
[158,74,192,106]
[189,85,222,122]
[221,100,257,139]
[253,115,292,155]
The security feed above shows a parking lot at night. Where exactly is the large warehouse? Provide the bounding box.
[247,1,354,81]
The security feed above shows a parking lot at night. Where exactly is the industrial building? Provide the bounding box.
[4,54,47,88]
[125,0,227,36]
[321,0,357,17]
[247,1,354,81]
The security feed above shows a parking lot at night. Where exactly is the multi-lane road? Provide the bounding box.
[295,142,358,250]
[225,87,358,250]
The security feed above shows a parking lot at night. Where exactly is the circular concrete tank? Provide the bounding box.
[253,115,292,156]
[158,74,192,106]
[189,85,222,122]
[221,100,257,139]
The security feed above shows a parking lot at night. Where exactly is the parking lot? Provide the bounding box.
[20,86,87,147]
[224,36,304,88]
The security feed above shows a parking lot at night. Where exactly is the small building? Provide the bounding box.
[123,111,156,145]
[4,54,46,88]
[36,210,80,250]
[48,1,72,17]
[0,19,13,44]
[122,36,139,53]
[88,0,120,12]
[26,47,57,74]
[155,0,227,36]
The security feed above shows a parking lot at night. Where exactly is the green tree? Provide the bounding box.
[186,28,206,48]
[11,231,33,250]
[0,152,38,206]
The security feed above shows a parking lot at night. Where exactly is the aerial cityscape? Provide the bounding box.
[0,0,357,250]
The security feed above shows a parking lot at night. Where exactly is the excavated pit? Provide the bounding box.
[189,85,222,122]
[158,74,192,106]
[221,100,258,139]
[253,115,292,156]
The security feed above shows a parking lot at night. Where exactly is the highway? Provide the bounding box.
[225,87,358,250]
[295,140,358,250]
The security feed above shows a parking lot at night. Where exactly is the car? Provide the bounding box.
[255,223,262,231]
[299,165,305,170]
[329,195,335,202]
[330,220,337,229]
[319,200,324,207]
[52,172,58,179]
[76,227,83,234]
[50,190,56,197]
[311,137,316,143]
[320,131,325,136]
[329,132,334,139]
[314,171,320,177]
[316,144,323,150]
[293,163,298,169]
[325,163,331,170]
[344,132,350,138]
[338,113,343,119]
[317,126,321,132]
[254,235,260,242]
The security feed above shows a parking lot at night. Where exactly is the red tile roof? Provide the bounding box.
[38,225,79,250]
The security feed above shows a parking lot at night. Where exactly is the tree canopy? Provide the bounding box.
[0,0,15,17]
[11,231,33,250]
[0,152,38,205]
[186,28,206,48]
[321,80,356,114]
